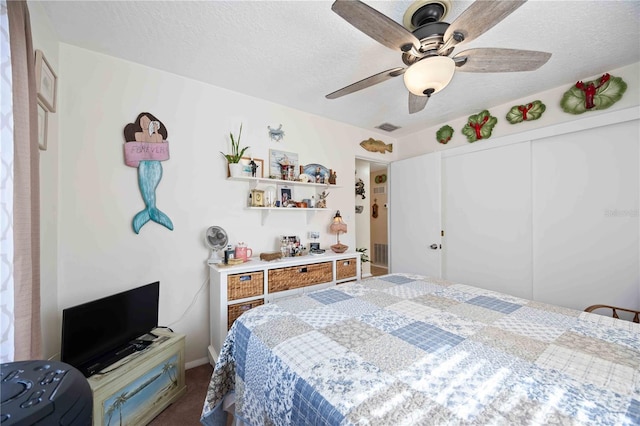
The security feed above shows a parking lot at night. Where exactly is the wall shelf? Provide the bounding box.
[229,176,340,224]
[227,175,341,189]
[245,207,329,225]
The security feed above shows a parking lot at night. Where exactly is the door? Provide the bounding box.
[390,152,441,276]
[442,142,533,299]
[532,120,639,310]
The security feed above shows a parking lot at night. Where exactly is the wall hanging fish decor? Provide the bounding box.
[360,137,392,154]
[123,112,174,234]
[560,73,627,114]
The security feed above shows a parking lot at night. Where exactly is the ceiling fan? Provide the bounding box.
[325,0,552,114]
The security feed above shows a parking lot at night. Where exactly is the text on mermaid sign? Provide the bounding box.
[124,141,171,167]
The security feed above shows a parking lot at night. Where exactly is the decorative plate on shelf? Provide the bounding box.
[560,73,627,115]
[302,163,329,183]
[374,174,387,184]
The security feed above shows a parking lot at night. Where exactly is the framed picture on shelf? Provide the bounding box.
[277,185,292,207]
[239,157,263,178]
[37,101,48,151]
[269,149,298,181]
[35,50,57,112]
[302,163,330,184]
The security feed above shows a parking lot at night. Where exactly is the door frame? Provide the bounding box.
[355,157,390,277]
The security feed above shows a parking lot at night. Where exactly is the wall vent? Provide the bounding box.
[373,243,389,267]
[375,123,400,132]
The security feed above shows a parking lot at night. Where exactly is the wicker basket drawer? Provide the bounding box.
[268,261,333,293]
[337,257,358,280]
[227,271,264,301]
[227,299,264,330]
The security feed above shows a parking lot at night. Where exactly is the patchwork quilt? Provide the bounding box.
[201,274,640,425]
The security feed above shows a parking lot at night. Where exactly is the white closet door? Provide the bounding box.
[532,120,639,311]
[390,152,441,277]
[443,142,533,299]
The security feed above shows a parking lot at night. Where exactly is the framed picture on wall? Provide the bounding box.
[37,101,48,151]
[269,149,298,180]
[35,50,57,112]
[239,157,264,178]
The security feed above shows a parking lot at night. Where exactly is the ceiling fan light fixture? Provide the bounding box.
[403,56,455,96]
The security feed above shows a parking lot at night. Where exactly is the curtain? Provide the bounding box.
[6,0,41,361]
[1,0,15,362]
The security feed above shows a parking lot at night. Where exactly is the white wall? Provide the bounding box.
[53,44,397,366]
[29,2,60,361]
[397,62,640,159]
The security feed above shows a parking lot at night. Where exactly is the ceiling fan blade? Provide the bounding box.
[454,48,551,72]
[440,0,526,53]
[331,0,420,52]
[408,92,429,114]
[326,67,405,99]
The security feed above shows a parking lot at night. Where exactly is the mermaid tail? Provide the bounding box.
[133,160,174,233]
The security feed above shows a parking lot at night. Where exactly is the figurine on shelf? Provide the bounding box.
[249,158,257,177]
[316,190,329,209]
[328,170,337,185]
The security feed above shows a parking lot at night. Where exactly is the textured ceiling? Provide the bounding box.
[37,0,640,137]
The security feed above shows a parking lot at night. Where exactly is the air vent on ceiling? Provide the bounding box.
[375,123,400,132]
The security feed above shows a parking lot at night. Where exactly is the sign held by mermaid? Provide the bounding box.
[123,112,174,234]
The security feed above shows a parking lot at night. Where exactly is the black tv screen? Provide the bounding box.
[61,281,159,377]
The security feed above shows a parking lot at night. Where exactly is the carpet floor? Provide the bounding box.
[148,363,213,426]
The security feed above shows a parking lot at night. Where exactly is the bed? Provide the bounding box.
[200,273,640,425]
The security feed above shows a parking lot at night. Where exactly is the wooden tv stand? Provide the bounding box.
[87,329,186,425]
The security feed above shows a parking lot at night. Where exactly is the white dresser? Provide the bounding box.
[208,252,361,362]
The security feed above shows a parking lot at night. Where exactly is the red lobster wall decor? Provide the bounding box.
[461,110,498,143]
[436,125,454,144]
[506,100,546,124]
[560,73,627,114]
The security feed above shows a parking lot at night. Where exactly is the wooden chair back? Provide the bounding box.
[584,304,640,323]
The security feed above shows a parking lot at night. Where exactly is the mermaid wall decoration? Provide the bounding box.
[123,112,174,234]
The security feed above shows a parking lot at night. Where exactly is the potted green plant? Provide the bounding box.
[356,247,369,263]
[221,124,250,177]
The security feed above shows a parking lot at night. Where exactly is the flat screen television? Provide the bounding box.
[61,281,159,377]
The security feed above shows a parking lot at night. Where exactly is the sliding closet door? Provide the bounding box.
[532,120,639,311]
[390,152,441,276]
[442,142,533,299]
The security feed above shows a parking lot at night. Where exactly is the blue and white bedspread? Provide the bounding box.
[201,273,640,425]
